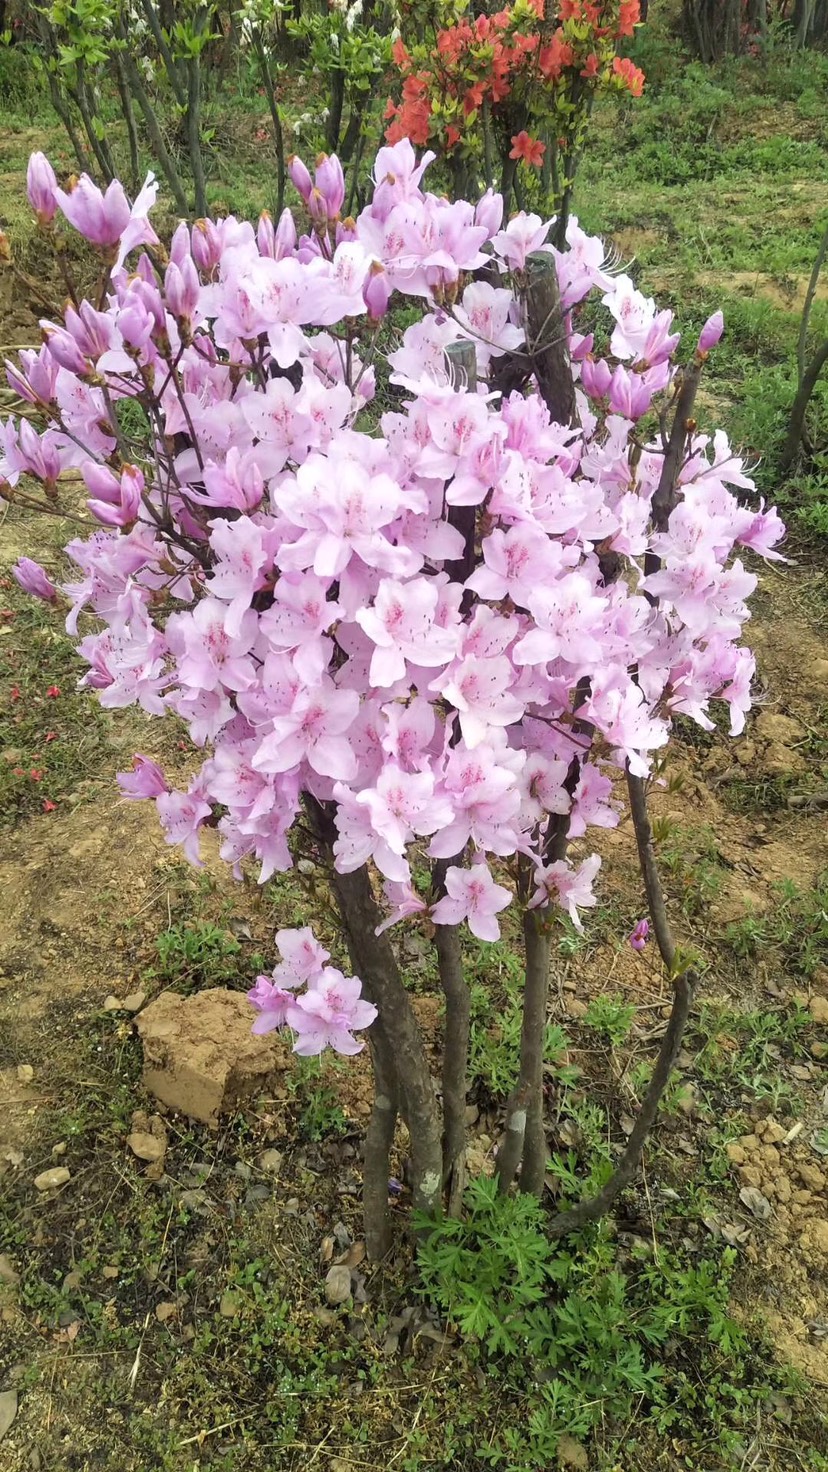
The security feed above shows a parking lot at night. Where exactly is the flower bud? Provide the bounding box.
[629,919,649,952]
[363,261,391,321]
[274,208,297,259]
[580,356,613,398]
[41,323,89,376]
[165,258,200,321]
[257,210,276,259]
[13,557,58,602]
[315,153,345,220]
[474,188,504,238]
[117,754,170,800]
[191,218,222,275]
[697,310,724,356]
[27,152,58,225]
[288,155,313,204]
[169,220,192,268]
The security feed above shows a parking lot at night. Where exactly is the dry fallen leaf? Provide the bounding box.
[334,1241,365,1270]
[739,1186,772,1221]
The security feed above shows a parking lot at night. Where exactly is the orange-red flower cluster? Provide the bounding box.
[385,0,643,154]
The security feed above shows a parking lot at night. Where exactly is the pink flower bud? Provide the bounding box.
[165,259,199,321]
[274,208,297,259]
[257,211,276,259]
[27,152,58,225]
[117,754,169,799]
[580,356,613,398]
[314,154,345,220]
[169,220,192,268]
[288,155,313,204]
[13,557,58,602]
[629,918,649,952]
[18,420,61,483]
[307,187,328,227]
[41,324,89,376]
[474,188,504,238]
[83,462,143,526]
[697,311,724,355]
[191,218,222,275]
[5,361,38,405]
[363,262,391,321]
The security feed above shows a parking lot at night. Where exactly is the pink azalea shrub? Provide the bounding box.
[3,145,784,1224]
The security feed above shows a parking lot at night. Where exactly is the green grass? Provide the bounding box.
[0,569,111,823]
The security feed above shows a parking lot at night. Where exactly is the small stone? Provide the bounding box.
[809,996,828,1025]
[324,1264,352,1306]
[63,1271,82,1291]
[564,997,588,1019]
[808,658,828,688]
[557,1434,589,1469]
[0,1255,19,1287]
[798,1163,825,1192]
[675,1082,698,1117]
[16,1064,34,1085]
[760,1144,781,1169]
[102,1266,119,1280]
[738,1165,763,1190]
[726,1143,747,1165]
[0,1389,17,1443]
[811,1041,827,1060]
[122,991,146,1013]
[33,1166,70,1192]
[763,1119,786,1145]
[775,1175,792,1204]
[126,1131,166,1163]
[155,1301,177,1322]
[258,1148,282,1173]
[219,1291,240,1318]
[51,1142,67,1159]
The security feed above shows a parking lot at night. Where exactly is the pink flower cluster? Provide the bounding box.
[5,143,785,1025]
[246,926,377,1055]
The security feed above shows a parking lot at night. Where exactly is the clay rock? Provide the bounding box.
[809,996,828,1025]
[753,711,806,776]
[127,1131,166,1163]
[33,1166,71,1192]
[135,988,291,1126]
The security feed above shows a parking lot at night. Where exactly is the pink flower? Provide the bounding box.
[629,918,649,952]
[117,754,169,799]
[285,968,377,1055]
[55,174,132,247]
[12,558,58,602]
[247,975,295,1033]
[530,855,601,929]
[431,861,512,942]
[357,576,460,687]
[27,152,58,224]
[155,784,212,865]
[697,311,724,356]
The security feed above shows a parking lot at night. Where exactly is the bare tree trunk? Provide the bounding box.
[253,31,286,221]
[118,25,190,217]
[780,338,828,472]
[304,796,443,1225]
[523,252,577,427]
[114,53,141,194]
[186,10,209,219]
